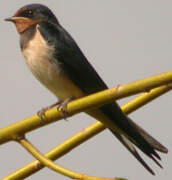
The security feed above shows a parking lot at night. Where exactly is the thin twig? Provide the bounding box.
[0,71,171,145]
[3,84,171,180]
[17,137,120,180]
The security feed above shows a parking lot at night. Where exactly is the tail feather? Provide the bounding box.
[87,102,168,175]
[127,117,168,153]
[109,115,167,174]
[100,103,167,162]
[111,130,156,175]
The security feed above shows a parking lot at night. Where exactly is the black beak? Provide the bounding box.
[5,17,14,22]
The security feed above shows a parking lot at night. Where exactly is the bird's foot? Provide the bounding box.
[57,97,74,120]
[37,101,61,121]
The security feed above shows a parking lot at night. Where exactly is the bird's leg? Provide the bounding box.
[57,96,74,120]
[37,101,62,121]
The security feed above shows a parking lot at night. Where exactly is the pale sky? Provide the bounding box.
[0,1,171,180]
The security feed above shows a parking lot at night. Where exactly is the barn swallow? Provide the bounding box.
[5,4,168,175]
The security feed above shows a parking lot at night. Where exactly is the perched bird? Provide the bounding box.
[5,3,168,175]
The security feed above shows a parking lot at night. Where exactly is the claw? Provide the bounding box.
[57,97,74,120]
[37,101,61,121]
[37,108,47,121]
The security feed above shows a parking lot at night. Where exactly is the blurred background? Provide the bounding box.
[0,0,171,179]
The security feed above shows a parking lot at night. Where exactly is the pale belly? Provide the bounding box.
[22,26,84,101]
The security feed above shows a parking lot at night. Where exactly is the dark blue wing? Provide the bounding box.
[39,21,108,94]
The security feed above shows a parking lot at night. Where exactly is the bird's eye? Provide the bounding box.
[27,10,33,15]
[19,9,34,18]
[25,9,33,16]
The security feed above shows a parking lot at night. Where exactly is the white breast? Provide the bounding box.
[22,25,84,100]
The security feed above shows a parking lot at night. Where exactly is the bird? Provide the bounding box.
[5,3,168,175]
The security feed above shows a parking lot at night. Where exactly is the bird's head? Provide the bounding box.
[5,4,58,34]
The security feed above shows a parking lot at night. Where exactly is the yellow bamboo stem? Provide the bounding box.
[3,84,171,180]
[18,137,119,180]
[0,71,172,146]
